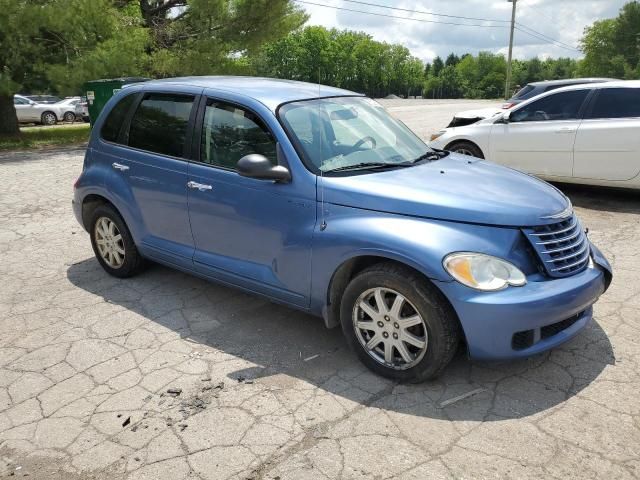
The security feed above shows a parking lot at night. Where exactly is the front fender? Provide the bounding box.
[309,203,533,316]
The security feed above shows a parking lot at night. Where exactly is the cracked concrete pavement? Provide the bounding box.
[1,100,639,479]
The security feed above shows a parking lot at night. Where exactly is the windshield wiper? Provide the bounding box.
[411,149,450,164]
[324,162,411,173]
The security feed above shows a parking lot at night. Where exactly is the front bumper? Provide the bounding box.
[437,243,612,360]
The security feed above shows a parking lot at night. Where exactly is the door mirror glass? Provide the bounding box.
[237,154,291,182]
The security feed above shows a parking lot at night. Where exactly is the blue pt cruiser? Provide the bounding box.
[73,77,612,381]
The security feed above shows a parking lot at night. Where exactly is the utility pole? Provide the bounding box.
[505,0,517,99]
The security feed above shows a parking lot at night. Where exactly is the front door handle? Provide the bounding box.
[112,162,129,171]
[187,181,213,192]
[555,127,576,134]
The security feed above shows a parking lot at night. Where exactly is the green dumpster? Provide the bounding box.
[84,77,150,125]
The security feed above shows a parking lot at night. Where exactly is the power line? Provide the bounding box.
[514,25,581,51]
[294,0,508,28]
[519,0,556,24]
[338,0,509,24]
[295,0,581,52]
[516,23,580,51]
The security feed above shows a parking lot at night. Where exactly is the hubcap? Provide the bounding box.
[94,217,125,269]
[353,287,428,370]
[455,148,473,156]
[44,113,55,124]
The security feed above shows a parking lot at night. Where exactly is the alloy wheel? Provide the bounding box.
[94,217,125,269]
[352,287,428,370]
[42,113,56,125]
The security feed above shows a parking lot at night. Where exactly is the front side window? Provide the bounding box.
[510,89,589,122]
[101,94,137,143]
[587,88,640,119]
[14,97,28,105]
[279,97,431,173]
[128,93,195,157]
[200,100,277,169]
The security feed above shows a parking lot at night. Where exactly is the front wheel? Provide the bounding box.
[340,263,460,382]
[63,111,76,122]
[446,141,484,159]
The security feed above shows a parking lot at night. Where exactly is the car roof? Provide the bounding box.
[527,77,617,87]
[142,76,362,111]
[542,79,640,92]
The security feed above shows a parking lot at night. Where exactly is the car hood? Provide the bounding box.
[321,154,570,227]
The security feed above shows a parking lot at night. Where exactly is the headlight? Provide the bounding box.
[430,130,446,141]
[443,252,526,291]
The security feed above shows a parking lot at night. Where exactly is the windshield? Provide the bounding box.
[278,97,432,174]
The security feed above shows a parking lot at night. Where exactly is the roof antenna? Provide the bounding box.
[319,68,327,231]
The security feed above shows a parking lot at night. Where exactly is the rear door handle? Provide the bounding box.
[187,181,213,192]
[555,127,576,134]
[112,162,129,171]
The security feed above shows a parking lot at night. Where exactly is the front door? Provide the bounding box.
[489,89,590,178]
[187,97,315,307]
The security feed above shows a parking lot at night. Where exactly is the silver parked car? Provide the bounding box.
[55,97,82,122]
[13,95,66,125]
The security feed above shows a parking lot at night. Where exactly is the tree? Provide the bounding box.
[579,1,640,78]
[0,0,306,136]
[431,56,444,77]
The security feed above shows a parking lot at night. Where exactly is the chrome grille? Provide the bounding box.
[523,215,590,278]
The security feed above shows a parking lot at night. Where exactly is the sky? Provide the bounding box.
[297,0,630,63]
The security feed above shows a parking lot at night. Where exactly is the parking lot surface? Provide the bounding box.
[1,100,639,479]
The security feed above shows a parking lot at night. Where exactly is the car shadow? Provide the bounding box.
[554,182,640,215]
[67,258,614,421]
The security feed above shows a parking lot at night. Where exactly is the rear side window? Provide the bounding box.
[101,94,136,143]
[587,88,640,119]
[128,93,195,157]
[511,90,589,122]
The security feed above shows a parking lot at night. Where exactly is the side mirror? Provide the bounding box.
[496,110,511,124]
[29,100,37,105]
[237,154,291,183]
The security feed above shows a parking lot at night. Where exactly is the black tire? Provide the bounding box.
[41,111,57,125]
[89,204,145,278]
[63,111,76,122]
[340,262,460,382]
[446,141,484,159]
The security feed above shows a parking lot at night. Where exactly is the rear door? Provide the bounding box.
[100,88,200,268]
[573,87,640,181]
[489,89,591,177]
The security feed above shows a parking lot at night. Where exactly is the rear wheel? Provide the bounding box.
[340,262,460,382]
[89,204,144,278]
[446,141,484,159]
[41,111,57,125]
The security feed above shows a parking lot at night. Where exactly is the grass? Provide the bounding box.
[0,123,90,151]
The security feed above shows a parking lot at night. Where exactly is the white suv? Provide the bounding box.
[13,94,65,125]
[429,81,640,189]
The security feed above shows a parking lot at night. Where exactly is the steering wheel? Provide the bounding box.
[353,136,376,150]
[533,110,549,121]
